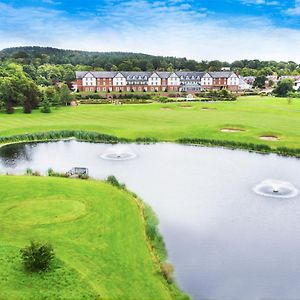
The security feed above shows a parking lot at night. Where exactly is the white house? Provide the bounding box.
[82,72,96,87]
[201,73,213,86]
[167,72,180,86]
[113,72,127,86]
[148,72,161,86]
[227,73,240,86]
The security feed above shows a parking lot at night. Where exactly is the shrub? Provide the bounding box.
[20,241,54,272]
[40,97,51,113]
[106,175,126,189]
[25,168,33,175]
[135,137,158,144]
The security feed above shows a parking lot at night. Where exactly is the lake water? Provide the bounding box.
[1,140,300,300]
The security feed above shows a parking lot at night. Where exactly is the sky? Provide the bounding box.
[0,0,300,62]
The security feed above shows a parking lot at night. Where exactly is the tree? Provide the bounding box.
[273,79,294,97]
[20,241,54,272]
[253,75,267,89]
[58,83,72,105]
[0,63,38,113]
[40,95,51,113]
[23,98,32,114]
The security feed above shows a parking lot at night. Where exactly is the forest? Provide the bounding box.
[1,46,300,85]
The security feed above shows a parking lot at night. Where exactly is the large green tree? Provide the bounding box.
[273,79,294,97]
[0,63,39,113]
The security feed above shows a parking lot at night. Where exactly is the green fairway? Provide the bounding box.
[0,176,182,300]
[0,96,300,148]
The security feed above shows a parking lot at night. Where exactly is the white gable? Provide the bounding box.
[114,72,125,78]
[203,73,212,78]
[84,72,95,78]
[150,72,159,78]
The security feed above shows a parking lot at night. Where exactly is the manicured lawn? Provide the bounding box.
[1,96,300,148]
[0,176,180,300]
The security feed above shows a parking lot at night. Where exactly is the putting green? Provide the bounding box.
[2,199,87,225]
[0,176,184,299]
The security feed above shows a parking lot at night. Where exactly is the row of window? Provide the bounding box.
[84,86,180,92]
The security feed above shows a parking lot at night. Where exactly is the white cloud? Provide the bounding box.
[286,0,300,15]
[0,1,300,62]
[241,0,280,6]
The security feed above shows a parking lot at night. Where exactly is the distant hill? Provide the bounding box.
[0,46,207,71]
[0,46,299,75]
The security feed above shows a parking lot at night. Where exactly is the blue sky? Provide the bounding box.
[1,0,300,61]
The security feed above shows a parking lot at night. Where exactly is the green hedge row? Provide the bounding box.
[177,137,271,152]
[0,130,127,144]
[0,131,161,145]
[177,137,300,158]
[277,147,300,157]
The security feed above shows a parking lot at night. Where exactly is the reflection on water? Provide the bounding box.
[0,143,34,167]
[1,140,300,300]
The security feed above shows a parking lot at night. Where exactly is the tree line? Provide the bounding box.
[1,46,300,80]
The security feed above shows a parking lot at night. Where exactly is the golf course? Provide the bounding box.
[0,95,300,299]
[0,176,186,299]
[0,96,299,148]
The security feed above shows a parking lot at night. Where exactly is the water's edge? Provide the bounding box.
[1,130,300,158]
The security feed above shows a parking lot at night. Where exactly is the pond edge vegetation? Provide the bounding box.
[1,130,300,158]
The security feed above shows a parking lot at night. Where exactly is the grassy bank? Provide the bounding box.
[0,96,300,148]
[0,176,186,299]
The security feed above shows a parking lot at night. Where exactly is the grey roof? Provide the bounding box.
[156,72,172,79]
[92,71,118,78]
[176,71,204,80]
[75,71,89,79]
[208,71,234,78]
[121,72,152,80]
[75,71,117,79]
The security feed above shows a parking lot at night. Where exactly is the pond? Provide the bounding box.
[1,140,300,300]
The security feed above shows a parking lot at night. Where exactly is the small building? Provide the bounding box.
[66,167,89,177]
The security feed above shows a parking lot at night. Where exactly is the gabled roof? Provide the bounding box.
[75,71,117,79]
[122,72,152,80]
[91,71,118,78]
[209,71,235,78]
[156,72,172,79]
[75,71,89,79]
[176,71,204,79]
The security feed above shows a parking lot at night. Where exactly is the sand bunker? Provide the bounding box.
[160,107,172,110]
[180,105,192,109]
[260,136,280,141]
[221,128,245,133]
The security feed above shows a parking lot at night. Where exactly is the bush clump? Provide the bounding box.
[20,241,54,272]
[106,175,126,189]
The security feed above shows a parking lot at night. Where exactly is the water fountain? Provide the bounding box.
[253,179,299,198]
[100,145,137,161]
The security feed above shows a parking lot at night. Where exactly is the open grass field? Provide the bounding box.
[0,176,182,300]
[0,96,300,148]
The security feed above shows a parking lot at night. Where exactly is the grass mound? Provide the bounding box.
[0,176,183,299]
